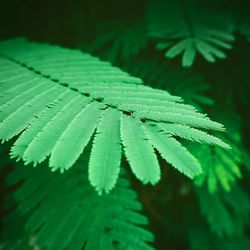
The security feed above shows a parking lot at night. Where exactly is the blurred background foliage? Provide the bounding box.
[0,0,250,249]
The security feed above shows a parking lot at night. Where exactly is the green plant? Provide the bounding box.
[0,38,229,193]
[147,0,235,67]
[0,0,250,249]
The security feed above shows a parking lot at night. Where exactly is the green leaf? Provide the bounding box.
[159,123,230,148]
[147,0,234,66]
[22,95,90,166]
[5,157,155,250]
[121,115,161,184]
[0,38,228,193]
[89,109,122,194]
[144,123,202,179]
[50,102,104,172]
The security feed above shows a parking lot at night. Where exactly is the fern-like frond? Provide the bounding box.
[196,184,250,237]
[189,108,245,193]
[89,109,122,194]
[22,94,91,166]
[5,154,155,250]
[0,59,66,142]
[123,56,214,110]
[159,123,229,148]
[81,82,183,103]
[189,143,242,194]
[147,0,235,67]
[0,38,229,193]
[153,71,214,110]
[10,90,78,160]
[0,38,222,130]
[120,115,161,184]
[0,38,143,85]
[49,102,104,172]
[134,110,223,131]
[144,123,201,179]
[196,186,234,237]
